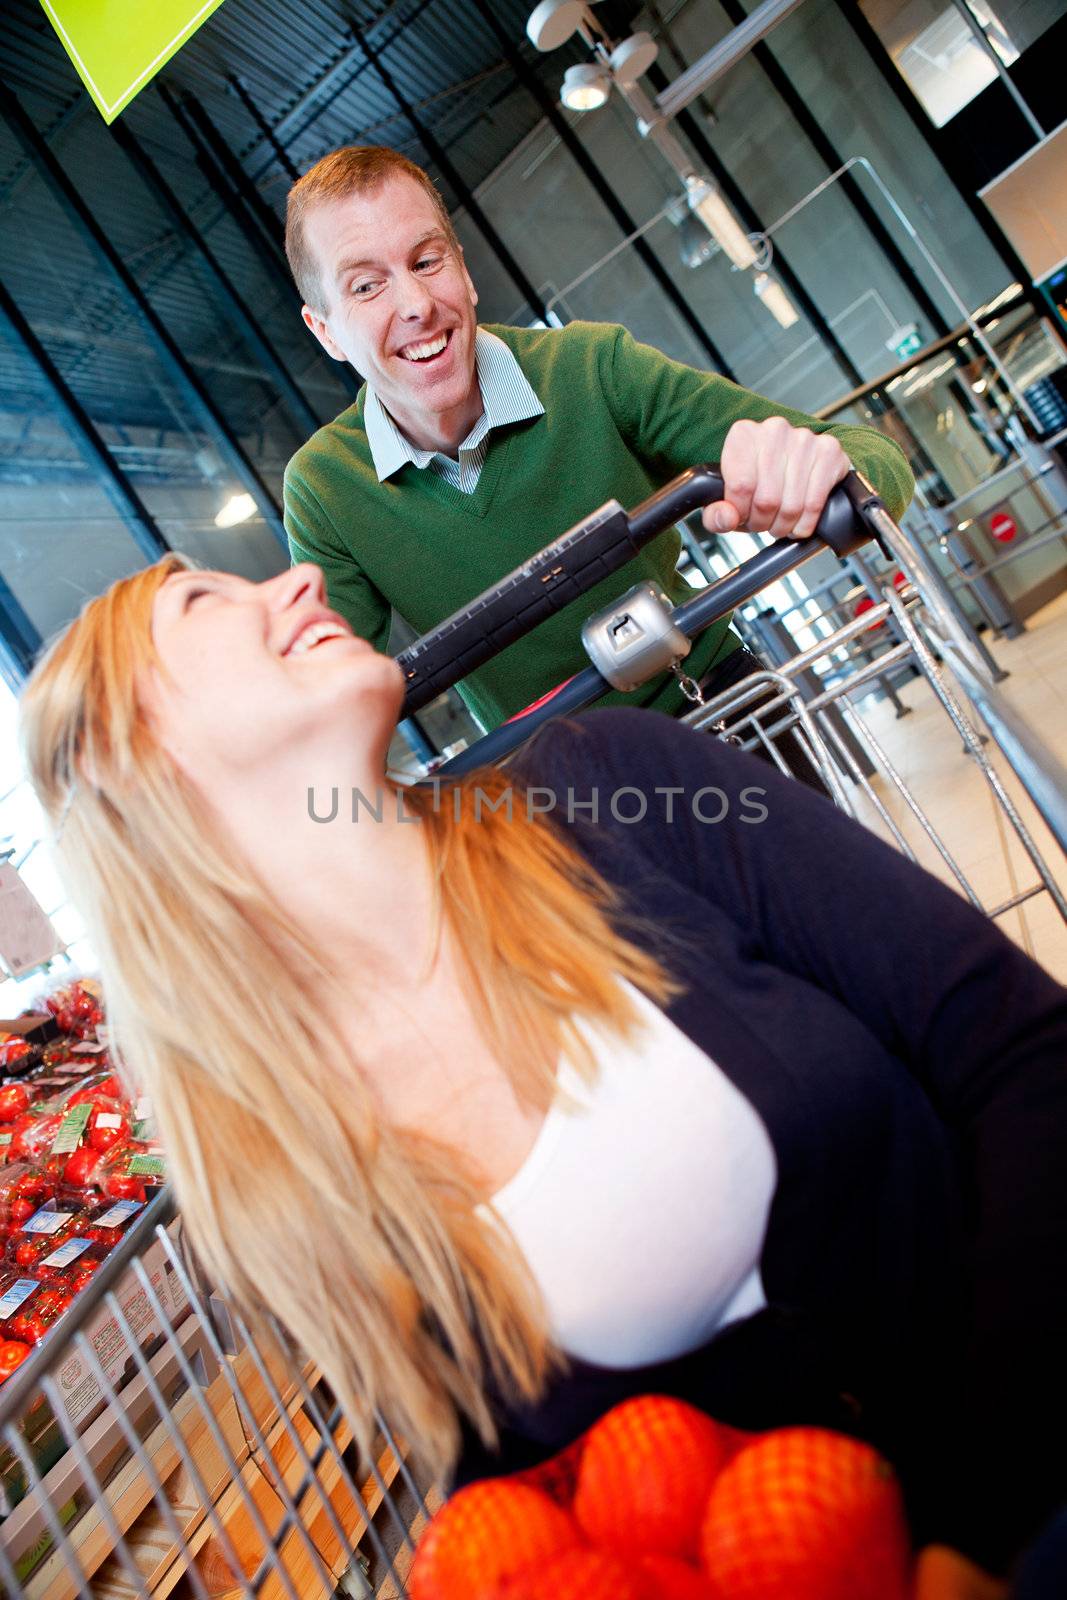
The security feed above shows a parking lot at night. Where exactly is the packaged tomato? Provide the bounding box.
[32,1233,102,1288]
[0,1036,34,1073]
[87,1104,129,1154]
[60,1071,124,1112]
[5,1111,65,1166]
[0,1276,46,1342]
[43,980,105,1041]
[82,1196,144,1250]
[0,1169,57,1242]
[0,1082,30,1123]
[5,1202,86,1269]
[4,1284,73,1346]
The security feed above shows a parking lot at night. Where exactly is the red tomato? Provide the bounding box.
[13,1175,52,1201]
[63,1148,100,1189]
[65,1087,107,1109]
[95,1076,122,1100]
[12,1240,41,1267]
[88,1114,128,1153]
[0,1339,31,1381]
[33,1262,71,1287]
[0,1085,30,1123]
[33,1289,71,1315]
[105,1174,146,1204]
[10,1198,36,1227]
[69,1260,102,1293]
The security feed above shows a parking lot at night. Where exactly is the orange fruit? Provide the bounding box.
[494,1549,646,1599]
[574,1396,731,1560]
[700,1427,913,1600]
[409,1480,581,1600]
[637,1554,715,1598]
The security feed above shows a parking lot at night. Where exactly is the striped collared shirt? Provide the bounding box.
[363,327,544,494]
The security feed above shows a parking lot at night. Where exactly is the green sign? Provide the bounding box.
[892,330,923,362]
[39,0,228,124]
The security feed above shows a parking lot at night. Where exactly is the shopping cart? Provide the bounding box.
[2,467,1065,1600]
[395,464,1067,926]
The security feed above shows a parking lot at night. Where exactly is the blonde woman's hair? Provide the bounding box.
[19,556,679,1481]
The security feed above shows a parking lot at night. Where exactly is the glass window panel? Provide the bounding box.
[859,0,1061,127]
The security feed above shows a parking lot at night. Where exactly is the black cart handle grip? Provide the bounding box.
[397,465,882,716]
[628,463,882,556]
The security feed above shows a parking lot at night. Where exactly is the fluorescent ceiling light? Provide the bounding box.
[560,61,611,111]
[753,271,799,329]
[214,492,257,528]
[685,177,757,270]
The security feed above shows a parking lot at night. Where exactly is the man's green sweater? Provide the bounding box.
[284,321,913,730]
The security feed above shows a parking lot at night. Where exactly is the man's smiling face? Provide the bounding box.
[300,174,481,452]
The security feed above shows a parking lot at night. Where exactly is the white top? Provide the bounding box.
[478,981,777,1368]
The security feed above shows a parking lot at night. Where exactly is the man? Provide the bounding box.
[283,146,913,734]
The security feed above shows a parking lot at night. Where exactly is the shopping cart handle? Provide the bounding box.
[396,465,883,716]
[628,463,883,558]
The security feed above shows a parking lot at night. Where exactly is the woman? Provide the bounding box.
[20,555,1067,1598]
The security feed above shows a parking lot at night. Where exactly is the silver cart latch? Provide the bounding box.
[581,581,692,692]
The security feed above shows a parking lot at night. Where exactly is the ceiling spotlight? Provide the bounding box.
[753,272,799,329]
[561,61,611,111]
[214,491,257,528]
[609,31,658,86]
[527,0,595,50]
[685,176,758,271]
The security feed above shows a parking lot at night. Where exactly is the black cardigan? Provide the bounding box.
[451,707,1067,1576]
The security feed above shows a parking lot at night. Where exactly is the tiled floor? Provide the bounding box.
[845,588,1067,984]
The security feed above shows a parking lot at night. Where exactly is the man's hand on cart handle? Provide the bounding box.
[913,1545,1010,1600]
[702,417,851,541]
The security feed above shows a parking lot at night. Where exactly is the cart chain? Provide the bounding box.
[670,662,745,746]
[671,663,707,706]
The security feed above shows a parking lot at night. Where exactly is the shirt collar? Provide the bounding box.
[363,327,544,483]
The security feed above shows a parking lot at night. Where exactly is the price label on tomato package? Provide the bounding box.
[21,1209,76,1235]
[41,1238,92,1269]
[95,1199,144,1229]
[0,1279,39,1318]
[51,1101,93,1156]
[128,1155,165,1178]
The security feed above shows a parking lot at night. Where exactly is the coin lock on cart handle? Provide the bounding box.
[395,465,888,770]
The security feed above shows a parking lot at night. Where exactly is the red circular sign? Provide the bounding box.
[989,512,1017,542]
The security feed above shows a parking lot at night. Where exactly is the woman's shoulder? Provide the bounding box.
[507,706,767,815]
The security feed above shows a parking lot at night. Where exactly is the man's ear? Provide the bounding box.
[458,247,478,310]
[301,304,347,363]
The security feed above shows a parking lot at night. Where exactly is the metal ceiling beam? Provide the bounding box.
[649,0,809,126]
[0,78,289,550]
[0,274,170,563]
[109,117,324,435]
